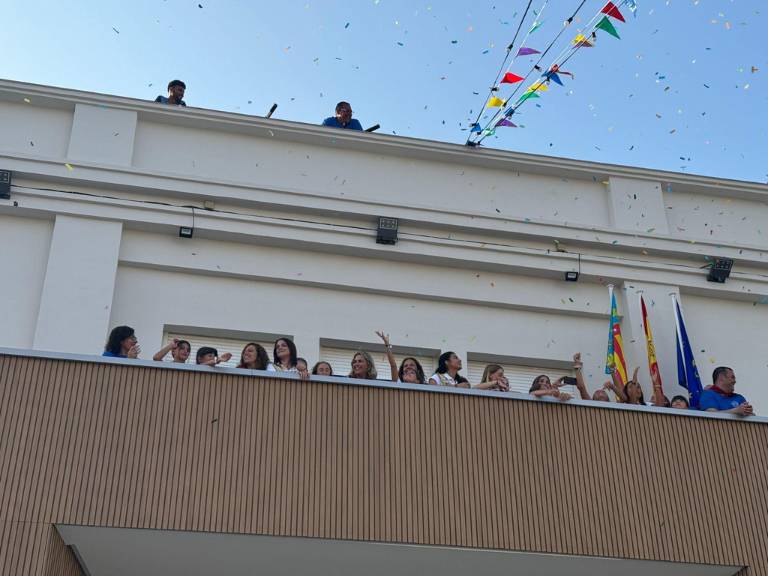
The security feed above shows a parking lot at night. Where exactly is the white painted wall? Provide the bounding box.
[33,215,122,354]
[2,80,768,415]
[0,214,53,348]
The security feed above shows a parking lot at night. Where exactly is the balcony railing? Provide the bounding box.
[0,348,765,575]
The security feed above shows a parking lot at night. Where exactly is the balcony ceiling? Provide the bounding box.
[58,525,741,576]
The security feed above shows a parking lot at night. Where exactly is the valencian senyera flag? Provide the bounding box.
[605,285,628,386]
[640,293,663,390]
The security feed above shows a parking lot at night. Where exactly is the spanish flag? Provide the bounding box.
[605,285,628,386]
[640,293,663,390]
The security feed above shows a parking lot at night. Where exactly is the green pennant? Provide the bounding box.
[596,16,620,39]
[517,91,541,104]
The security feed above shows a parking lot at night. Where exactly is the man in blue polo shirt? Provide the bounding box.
[322,101,363,130]
[699,366,753,416]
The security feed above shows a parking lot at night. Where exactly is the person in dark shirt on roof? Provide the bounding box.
[699,366,753,416]
[155,80,187,106]
[322,101,362,130]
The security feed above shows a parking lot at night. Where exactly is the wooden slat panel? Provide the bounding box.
[0,353,765,575]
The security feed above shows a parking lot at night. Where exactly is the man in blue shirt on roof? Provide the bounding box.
[699,366,754,416]
[155,79,187,107]
[322,101,363,130]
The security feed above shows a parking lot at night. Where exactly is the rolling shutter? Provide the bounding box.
[320,345,435,381]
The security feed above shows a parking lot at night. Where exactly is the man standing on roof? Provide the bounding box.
[322,101,362,130]
[155,80,187,107]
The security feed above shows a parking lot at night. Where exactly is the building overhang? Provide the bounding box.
[57,525,742,576]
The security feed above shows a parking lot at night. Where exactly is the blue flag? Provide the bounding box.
[673,297,703,407]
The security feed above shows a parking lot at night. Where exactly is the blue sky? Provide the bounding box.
[2,0,765,182]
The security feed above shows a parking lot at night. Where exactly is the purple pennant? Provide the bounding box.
[496,118,517,128]
[517,47,541,56]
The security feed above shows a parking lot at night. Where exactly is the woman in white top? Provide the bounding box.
[268,338,309,379]
[376,330,427,384]
[429,351,470,388]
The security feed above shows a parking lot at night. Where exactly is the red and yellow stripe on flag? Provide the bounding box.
[605,285,628,386]
[640,293,663,389]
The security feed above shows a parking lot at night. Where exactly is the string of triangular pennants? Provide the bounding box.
[468,0,637,144]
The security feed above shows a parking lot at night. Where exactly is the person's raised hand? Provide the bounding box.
[375,330,391,347]
[218,352,232,364]
[127,344,140,359]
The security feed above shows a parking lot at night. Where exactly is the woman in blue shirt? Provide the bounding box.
[102,325,140,358]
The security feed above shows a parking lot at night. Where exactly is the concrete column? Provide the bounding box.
[33,215,122,354]
[607,176,669,234]
[618,281,683,402]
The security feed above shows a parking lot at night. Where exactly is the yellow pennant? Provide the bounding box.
[526,82,549,93]
[486,96,506,107]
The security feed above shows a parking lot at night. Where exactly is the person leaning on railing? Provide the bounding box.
[268,338,309,379]
[196,346,232,367]
[376,330,427,384]
[529,374,572,401]
[152,338,191,363]
[103,325,141,359]
[429,351,470,388]
[236,342,270,370]
[699,366,754,416]
[475,364,510,391]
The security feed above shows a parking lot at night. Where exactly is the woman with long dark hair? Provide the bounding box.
[268,338,309,379]
[103,325,140,358]
[429,351,470,388]
[376,330,426,384]
[237,342,270,370]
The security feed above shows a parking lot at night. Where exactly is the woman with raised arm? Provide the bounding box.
[475,364,510,391]
[153,338,191,363]
[608,366,644,404]
[349,350,378,380]
[269,338,309,379]
[529,374,572,401]
[572,352,591,400]
[237,342,270,370]
[103,326,141,359]
[429,351,470,388]
[375,330,427,384]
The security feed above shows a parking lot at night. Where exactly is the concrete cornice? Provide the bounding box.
[2,78,767,197]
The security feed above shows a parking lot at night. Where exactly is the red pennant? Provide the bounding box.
[501,72,524,84]
[601,1,626,22]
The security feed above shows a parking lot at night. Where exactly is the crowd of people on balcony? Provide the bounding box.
[102,325,754,417]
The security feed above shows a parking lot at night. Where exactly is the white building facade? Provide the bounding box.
[1,79,767,410]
